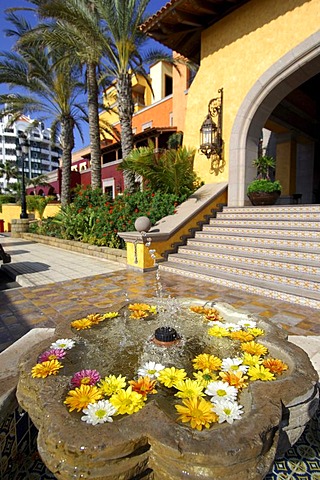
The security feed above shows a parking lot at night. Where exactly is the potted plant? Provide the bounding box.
[247,155,282,205]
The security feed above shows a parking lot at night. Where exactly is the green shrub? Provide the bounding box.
[247,179,282,194]
[0,194,16,212]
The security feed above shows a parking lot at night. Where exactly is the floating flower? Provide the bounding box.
[86,313,104,325]
[193,369,218,387]
[207,325,230,338]
[31,359,63,378]
[174,379,205,399]
[221,357,248,374]
[241,353,263,366]
[247,365,275,381]
[262,358,288,375]
[71,318,93,330]
[71,369,101,388]
[50,338,75,350]
[38,349,66,363]
[137,361,165,379]
[205,380,238,402]
[223,322,242,332]
[110,386,146,415]
[101,312,119,319]
[129,376,157,396]
[129,310,149,319]
[158,367,187,388]
[64,384,103,412]
[247,327,264,337]
[189,305,211,314]
[128,303,156,313]
[238,319,257,329]
[99,374,127,396]
[219,371,249,390]
[175,397,219,431]
[212,399,244,424]
[230,330,254,342]
[241,341,268,356]
[81,399,117,425]
[192,353,222,371]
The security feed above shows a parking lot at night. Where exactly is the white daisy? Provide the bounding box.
[50,338,75,350]
[238,319,257,329]
[221,357,249,374]
[212,399,244,424]
[137,361,165,379]
[223,322,241,332]
[207,320,225,328]
[205,380,238,401]
[81,400,117,425]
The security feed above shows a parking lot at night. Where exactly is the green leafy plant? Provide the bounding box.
[247,156,281,195]
[247,179,282,194]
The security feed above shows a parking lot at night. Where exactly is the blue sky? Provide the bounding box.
[0,0,170,151]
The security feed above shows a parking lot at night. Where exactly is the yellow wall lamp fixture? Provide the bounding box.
[199,88,225,174]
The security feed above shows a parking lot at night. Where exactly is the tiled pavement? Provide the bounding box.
[0,235,320,479]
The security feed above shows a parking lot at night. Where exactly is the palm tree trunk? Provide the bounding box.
[117,73,135,192]
[60,117,74,207]
[87,62,101,190]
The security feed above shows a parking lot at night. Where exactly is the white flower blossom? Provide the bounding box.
[50,338,75,350]
[137,361,165,379]
[238,319,257,329]
[212,399,244,424]
[205,380,238,402]
[221,357,249,374]
[81,400,117,425]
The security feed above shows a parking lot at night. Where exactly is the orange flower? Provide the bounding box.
[262,358,288,375]
[230,331,254,342]
[241,341,268,356]
[219,371,249,390]
[129,376,157,396]
[129,310,149,319]
[86,313,104,325]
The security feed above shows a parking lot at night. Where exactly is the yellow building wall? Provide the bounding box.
[1,203,60,232]
[184,0,320,184]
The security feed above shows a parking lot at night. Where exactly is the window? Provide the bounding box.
[165,74,173,97]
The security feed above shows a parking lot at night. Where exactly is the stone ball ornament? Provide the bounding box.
[134,216,152,233]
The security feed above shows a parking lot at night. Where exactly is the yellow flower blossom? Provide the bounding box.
[158,367,187,388]
[86,313,104,325]
[192,353,222,371]
[71,318,93,330]
[247,365,275,381]
[174,379,205,399]
[64,384,103,412]
[175,397,218,431]
[193,369,219,387]
[31,359,63,378]
[262,358,288,375]
[99,374,127,396]
[101,312,119,320]
[110,386,146,415]
[241,353,263,367]
[230,331,254,342]
[246,327,265,337]
[241,341,268,356]
[129,303,155,312]
[129,310,149,319]
[219,371,249,390]
[208,325,230,338]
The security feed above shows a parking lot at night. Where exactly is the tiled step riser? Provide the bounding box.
[178,249,320,276]
[188,241,320,261]
[159,264,320,310]
[168,257,319,293]
[201,227,319,239]
[193,235,320,252]
[217,212,320,220]
[222,206,320,214]
[209,219,320,229]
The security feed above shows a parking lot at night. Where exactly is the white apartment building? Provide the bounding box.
[0,114,61,192]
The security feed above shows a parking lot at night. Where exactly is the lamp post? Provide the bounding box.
[16,133,29,219]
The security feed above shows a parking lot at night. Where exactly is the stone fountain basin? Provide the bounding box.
[16,301,319,480]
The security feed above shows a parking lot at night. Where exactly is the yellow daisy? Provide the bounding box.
[241,353,263,367]
[192,353,222,371]
[246,327,265,337]
[241,341,268,356]
[101,312,119,320]
[99,374,127,396]
[175,397,219,431]
[86,313,103,325]
[208,325,230,338]
[64,384,103,412]
[129,310,149,319]
[31,359,63,378]
[109,386,146,415]
[262,358,288,375]
[128,303,153,311]
[71,318,93,330]
[247,365,275,381]
[230,331,254,342]
[174,379,205,398]
[158,367,187,388]
[193,369,219,387]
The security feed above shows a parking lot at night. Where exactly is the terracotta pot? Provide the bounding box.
[248,191,281,206]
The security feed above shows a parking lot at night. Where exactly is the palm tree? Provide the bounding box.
[19,0,180,191]
[0,12,86,206]
[0,161,19,191]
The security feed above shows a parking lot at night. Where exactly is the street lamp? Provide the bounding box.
[16,133,29,219]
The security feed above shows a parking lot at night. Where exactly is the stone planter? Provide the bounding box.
[248,191,281,206]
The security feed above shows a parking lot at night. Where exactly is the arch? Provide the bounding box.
[229,31,320,206]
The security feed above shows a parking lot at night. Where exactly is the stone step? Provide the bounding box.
[178,246,320,276]
[167,254,320,294]
[191,234,320,252]
[201,225,319,239]
[222,205,320,214]
[216,211,320,221]
[159,262,320,309]
[208,219,320,230]
[187,239,320,261]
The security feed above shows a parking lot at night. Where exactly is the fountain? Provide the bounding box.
[16,218,319,480]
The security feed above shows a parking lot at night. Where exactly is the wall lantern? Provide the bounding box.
[199,88,223,161]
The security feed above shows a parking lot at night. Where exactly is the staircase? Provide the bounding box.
[159,205,320,309]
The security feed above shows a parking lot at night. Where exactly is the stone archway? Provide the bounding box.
[228,31,320,207]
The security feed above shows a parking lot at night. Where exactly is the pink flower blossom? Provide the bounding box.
[38,349,66,363]
[70,369,101,388]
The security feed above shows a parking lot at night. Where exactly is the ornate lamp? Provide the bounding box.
[199,88,223,160]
